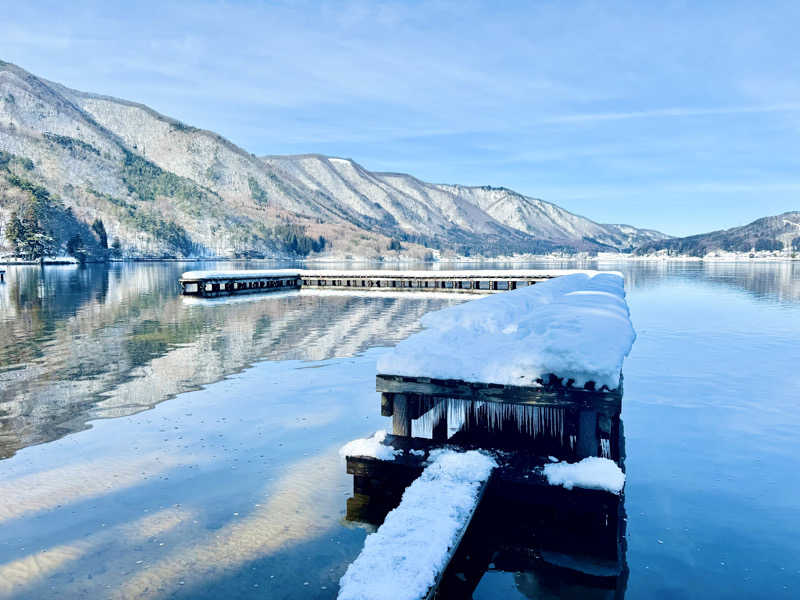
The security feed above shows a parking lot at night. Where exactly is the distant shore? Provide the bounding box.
[1,252,797,267]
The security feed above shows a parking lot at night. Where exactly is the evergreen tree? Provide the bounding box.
[4,209,25,254]
[91,218,108,249]
[66,233,88,263]
[110,237,122,258]
[18,203,55,261]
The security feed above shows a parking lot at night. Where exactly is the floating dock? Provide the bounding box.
[179,269,597,298]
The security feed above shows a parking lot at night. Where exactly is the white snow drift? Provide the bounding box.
[338,430,402,461]
[543,457,626,494]
[338,449,496,600]
[376,272,635,390]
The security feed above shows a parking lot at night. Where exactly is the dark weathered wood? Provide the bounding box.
[376,374,622,409]
[180,274,302,297]
[345,437,623,510]
[577,409,599,459]
[181,271,560,297]
[392,394,413,436]
[380,392,394,417]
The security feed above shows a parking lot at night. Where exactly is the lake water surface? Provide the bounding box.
[0,261,798,599]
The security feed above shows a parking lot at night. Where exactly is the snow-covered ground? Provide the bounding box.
[377,272,635,390]
[338,449,496,600]
[542,457,626,494]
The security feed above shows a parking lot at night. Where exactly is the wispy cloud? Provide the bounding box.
[1,0,799,233]
[545,104,800,124]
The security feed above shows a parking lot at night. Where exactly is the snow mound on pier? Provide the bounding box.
[338,449,496,600]
[543,457,626,494]
[339,430,402,461]
[377,272,635,390]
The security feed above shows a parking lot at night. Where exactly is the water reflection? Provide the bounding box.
[0,351,387,599]
[0,261,799,598]
[0,263,464,459]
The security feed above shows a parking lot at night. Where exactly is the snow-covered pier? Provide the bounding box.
[178,269,596,298]
[339,273,634,598]
[179,269,301,297]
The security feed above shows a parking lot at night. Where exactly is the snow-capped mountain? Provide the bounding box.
[0,59,668,259]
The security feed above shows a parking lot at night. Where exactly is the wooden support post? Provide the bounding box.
[432,399,448,441]
[577,409,599,458]
[392,394,413,437]
[381,393,394,417]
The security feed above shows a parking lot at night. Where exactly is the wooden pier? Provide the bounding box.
[179,270,301,297]
[345,434,627,598]
[335,271,631,598]
[341,374,627,598]
[179,269,594,298]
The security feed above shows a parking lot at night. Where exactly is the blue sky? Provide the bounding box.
[2,0,799,236]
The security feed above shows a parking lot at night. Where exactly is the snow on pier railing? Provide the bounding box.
[338,449,496,600]
[376,272,635,391]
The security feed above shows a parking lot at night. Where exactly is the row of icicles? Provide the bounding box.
[412,398,566,441]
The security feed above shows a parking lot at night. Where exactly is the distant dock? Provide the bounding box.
[179,269,596,298]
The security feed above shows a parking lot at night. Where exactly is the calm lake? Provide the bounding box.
[0,260,799,599]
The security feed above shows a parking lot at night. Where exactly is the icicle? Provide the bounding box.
[411,399,447,439]
[436,398,565,442]
[600,438,611,458]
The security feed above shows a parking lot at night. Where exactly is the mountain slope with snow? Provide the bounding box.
[0,59,668,259]
[635,211,800,256]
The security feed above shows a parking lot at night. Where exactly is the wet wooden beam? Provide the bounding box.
[376,374,622,409]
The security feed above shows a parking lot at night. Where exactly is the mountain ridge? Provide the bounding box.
[635,211,800,256]
[1,59,669,260]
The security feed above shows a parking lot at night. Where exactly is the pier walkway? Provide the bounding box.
[179,269,596,298]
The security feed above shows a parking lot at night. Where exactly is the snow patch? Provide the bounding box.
[338,449,496,600]
[339,430,402,461]
[377,272,635,390]
[542,457,625,494]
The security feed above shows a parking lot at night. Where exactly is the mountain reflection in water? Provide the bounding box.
[0,260,799,599]
[0,262,464,459]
